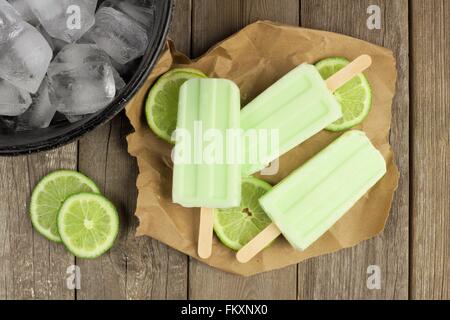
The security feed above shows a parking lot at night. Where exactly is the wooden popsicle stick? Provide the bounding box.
[198,207,214,259]
[325,55,372,93]
[236,223,282,263]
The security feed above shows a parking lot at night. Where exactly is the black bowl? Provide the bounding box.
[0,0,174,156]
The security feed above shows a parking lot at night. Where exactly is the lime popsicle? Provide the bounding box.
[172,78,241,258]
[237,130,386,262]
[241,55,372,176]
[173,78,241,208]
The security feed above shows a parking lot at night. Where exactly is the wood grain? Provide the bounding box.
[170,0,192,55]
[0,0,449,301]
[0,145,77,300]
[75,0,191,300]
[410,0,450,300]
[76,118,187,300]
[188,0,299,300]
[297,0,409,299]
[192,0,300,57]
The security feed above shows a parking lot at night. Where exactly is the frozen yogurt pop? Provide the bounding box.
[241,55,372,176]
[236,130,387,263]
[173,78,241,259]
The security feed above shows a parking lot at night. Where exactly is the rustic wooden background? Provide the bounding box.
[0,0,448,300]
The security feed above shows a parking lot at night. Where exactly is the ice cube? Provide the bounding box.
[65,113,88,123]
[0,0,21,24]
[0,22,53,93]
[25,0,98,43]
[101,0,155,29]
[89,7,148,64]
[0,2,53,93]
[55,43,125,90]
[47,44,116,116]
[16,78,56,130]
[48,63,116,115]
[0,79,32,116]
[112,67,125,90]
[53,43,109,65]
[7,0,38,25]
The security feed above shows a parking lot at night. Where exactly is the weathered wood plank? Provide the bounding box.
[297,0,409,299]
[0,144,77,300]
[171,0,192,55]
[191,0,300,57]
[75,0,191,300]
[411,0,450,300]
[189,0,299,300]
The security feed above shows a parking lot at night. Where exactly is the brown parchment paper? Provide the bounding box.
[125,21,399,276]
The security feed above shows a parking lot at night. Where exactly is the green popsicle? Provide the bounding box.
[172,78,241,208]
[240,63,343,176]
[237,130,386,263]
[259,130,387,251]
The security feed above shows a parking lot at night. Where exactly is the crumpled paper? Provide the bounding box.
[125,21,399,276]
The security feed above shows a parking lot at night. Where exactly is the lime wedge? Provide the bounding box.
[30,170,100,242]
[58,193,119,259]
[214,177,273,251]
[145,68,207,143]
[315,57,372,131]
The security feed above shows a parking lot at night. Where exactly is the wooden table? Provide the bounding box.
[0,0,448,300]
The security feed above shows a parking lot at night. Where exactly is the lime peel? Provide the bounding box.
[58,193,119,259]
[30,170,100,242]
[145,68,208,143]
[214,177,273,251]
[315,57,372,132]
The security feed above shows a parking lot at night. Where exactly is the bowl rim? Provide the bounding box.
[0,0,174,156]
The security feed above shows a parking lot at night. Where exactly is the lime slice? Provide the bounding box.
[315,57,372,131]
[30,170,100,242]
[214,177,273,251]
[145,68,207,143]
[58,193,119,259]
